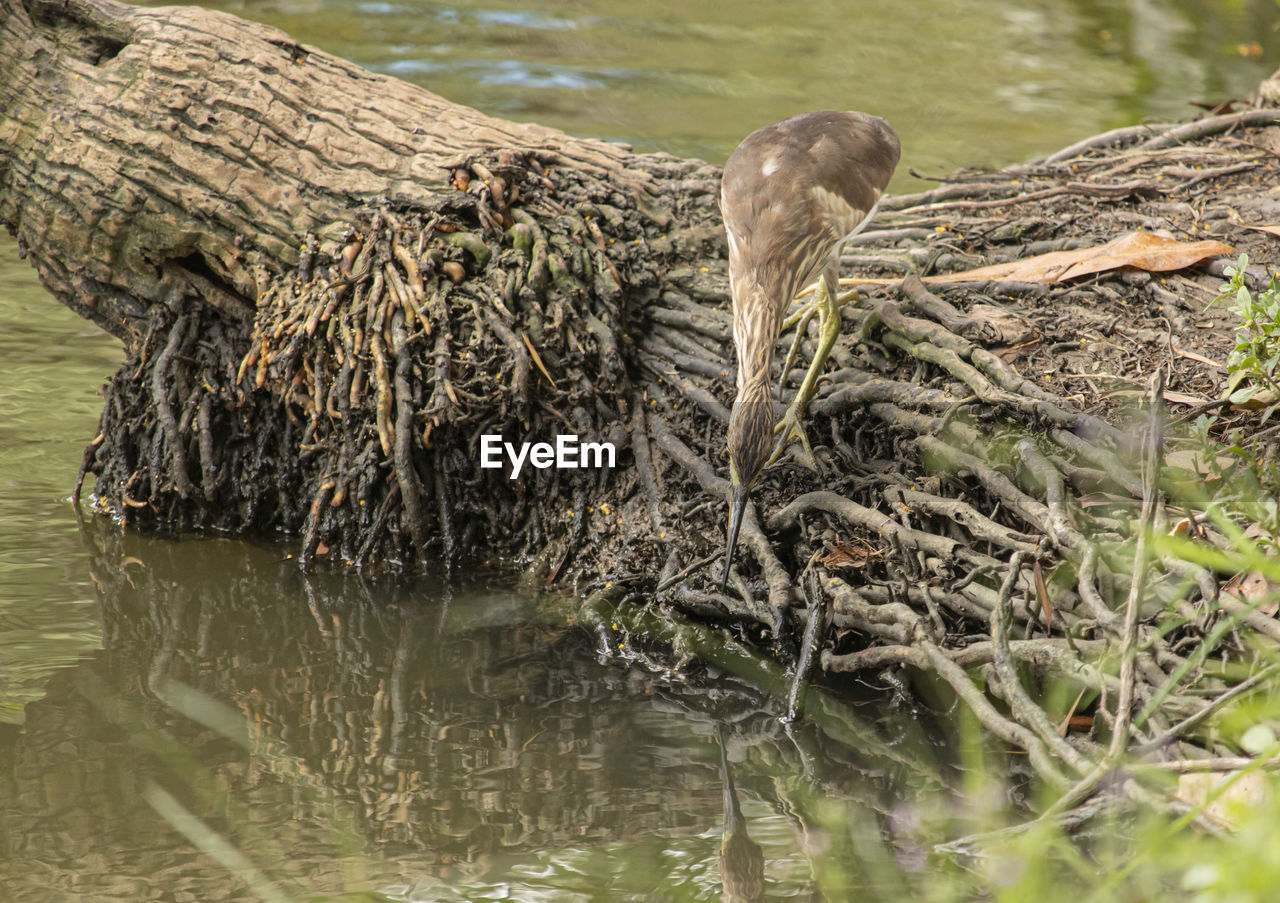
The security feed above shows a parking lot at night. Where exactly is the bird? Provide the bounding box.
[717,731,763,902]
[720,110,900,590]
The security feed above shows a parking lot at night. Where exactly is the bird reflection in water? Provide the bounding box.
[717,730,764,902]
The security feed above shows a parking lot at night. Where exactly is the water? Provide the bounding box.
[1,0,1277,898]
[129,0,1280,182]
[2,529,947,900]
[0,255,121,724]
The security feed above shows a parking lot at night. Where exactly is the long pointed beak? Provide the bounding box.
[720,481,749,592]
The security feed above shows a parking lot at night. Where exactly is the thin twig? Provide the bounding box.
[1136,664,1280,755]
[1109,369,1164,759]
[655,550,722,593]
[1038,371,1165,821]
[785,569,828,723]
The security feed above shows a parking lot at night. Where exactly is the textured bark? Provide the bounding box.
[0,0,669,340]
[0,0,724,568]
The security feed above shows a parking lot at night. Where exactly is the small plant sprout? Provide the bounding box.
[1215,253,1280,423]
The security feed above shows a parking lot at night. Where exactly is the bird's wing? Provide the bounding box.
[721,110,900,312]
[798,111,900,244]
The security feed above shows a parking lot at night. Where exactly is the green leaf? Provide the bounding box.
[1150,529,1280,581]
[1229,384,1259,404]
[1241,724,1278,755]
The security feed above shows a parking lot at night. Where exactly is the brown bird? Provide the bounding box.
[717,732,763,902]
[720,110,900,588]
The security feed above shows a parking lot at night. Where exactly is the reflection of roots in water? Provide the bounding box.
[76,529,923,872]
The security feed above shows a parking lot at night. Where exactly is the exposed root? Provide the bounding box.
[628,112,1280,805]
[75,103,1280,810]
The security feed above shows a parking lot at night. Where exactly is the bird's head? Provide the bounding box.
[722,391,775,591]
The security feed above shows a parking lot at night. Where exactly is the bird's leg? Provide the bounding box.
[776,304,819,401]
[768,264,841,467]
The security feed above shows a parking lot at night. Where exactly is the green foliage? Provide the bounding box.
[783,703,1280,903]
[1217,253,1280,422]
[1176,258,1280,545]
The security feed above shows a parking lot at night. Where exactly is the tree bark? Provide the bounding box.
[0,0,724,568]
[1,0,689,340]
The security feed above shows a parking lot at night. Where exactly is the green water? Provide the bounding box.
[0,260,121,724]
[2,532,952,900]
[1,0,1278,899]
[137,0,1280,181]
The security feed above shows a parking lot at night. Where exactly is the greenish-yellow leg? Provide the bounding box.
[776,304,818,402]
[767,271,841,467]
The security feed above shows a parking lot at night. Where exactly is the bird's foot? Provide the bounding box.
[768,401,819,471]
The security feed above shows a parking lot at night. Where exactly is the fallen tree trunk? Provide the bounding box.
[1,0,723,568]
[6,0,1280,812]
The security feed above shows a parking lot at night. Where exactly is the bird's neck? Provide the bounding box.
[732,281,780,397]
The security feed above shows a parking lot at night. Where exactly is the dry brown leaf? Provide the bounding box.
[1177,771,1269,829]
[1191,100,1240,115]
[1229,386,1280,410]
[1165,447,1235,475]
[1101,388,1207,406]
[992,341,1040,363]
[837,232,1235,288]
[816,539,878,569]
[1164,390,1210,406]
[1172,345,1225,370]
[1164,449,1200,471]
[1064,715,1093,734]
[1244,522,1276,544]
[1236,223,1280,239]
[1033,559,1052,629]
[1078,491,1132,508]
[926,231,1236,285]
[1057,686,1091,737]
[1223,570,1279,617]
